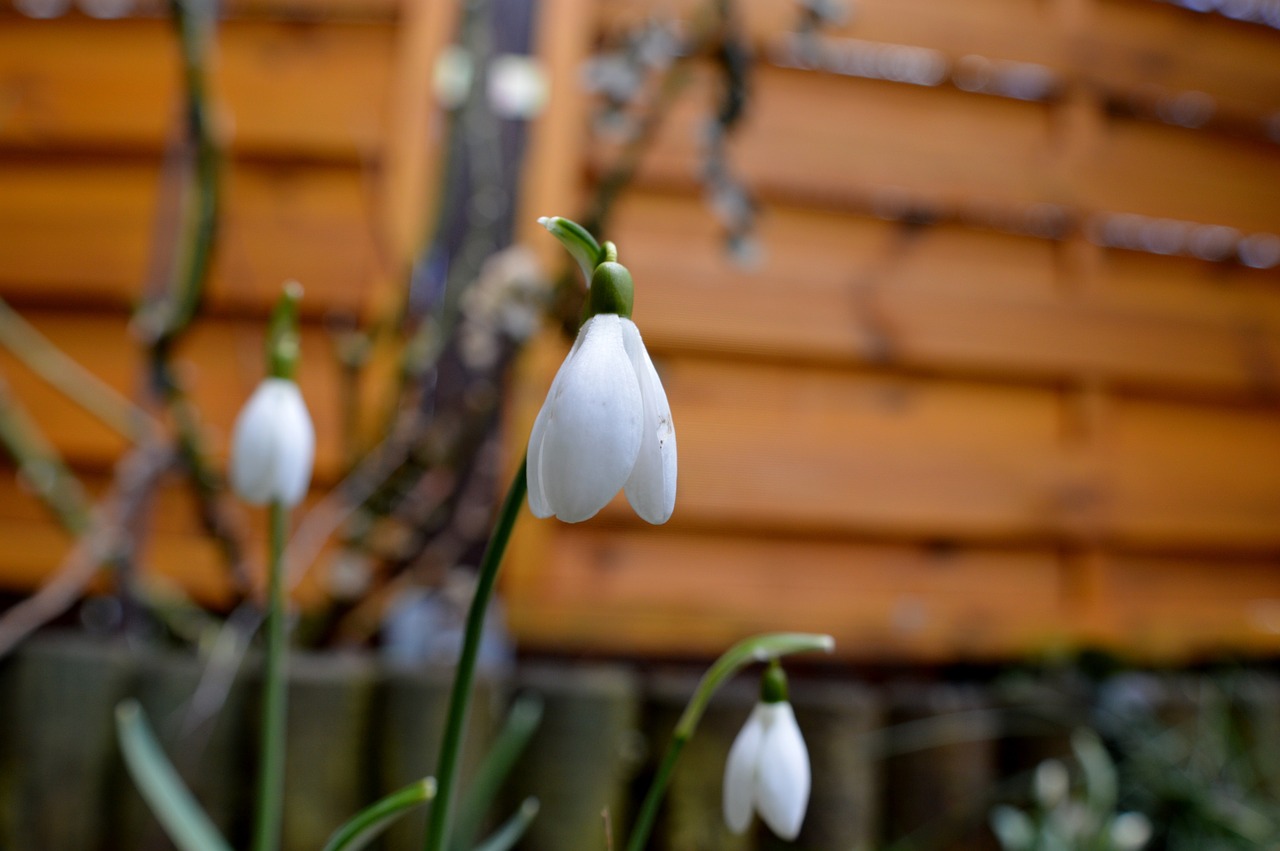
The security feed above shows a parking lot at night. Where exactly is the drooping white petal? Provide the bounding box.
[619,319,676,524]
[270,381,315,507]
[526,327,589,519]
[754,702,810,841]
[230,378,315,507]
[528,315,643,522]
[723,705,767,835]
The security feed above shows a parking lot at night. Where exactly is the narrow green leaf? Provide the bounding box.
[538,216,604,285]
[472,797,540,851]
[450,694,545,851]
[321,777,437,851]
[114,700,234,851]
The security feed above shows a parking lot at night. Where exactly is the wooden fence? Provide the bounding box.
[503,0,1280,662]
[5,632,1278,851]
[1,0,1280,663]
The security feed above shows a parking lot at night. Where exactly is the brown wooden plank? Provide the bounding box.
[597,0,1280,123]
[0,310,346,478]
[1099,554,1280,659]
[517,345,1280,548]
[503,525,1066,660]
[1088,0,1280,123]
[1080,118,1280,234]
[615,193,1280,398]
[1111,398,1280,551]
[0,161,381,315]
[600,65,1055,213]
[0,17,395,160]
[570,355,1072,540]
[0,470,333,604]
[597,0,1064,70]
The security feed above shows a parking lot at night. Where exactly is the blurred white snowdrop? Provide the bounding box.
[723,664,811,840]
[229,283,315,508]
[526,219,676,524]
[487,54,548,119]
[230,379,314,507]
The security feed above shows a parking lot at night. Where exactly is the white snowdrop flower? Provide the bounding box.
[723,666,811,841]
[526,257,676,524]
[230,378,315,507]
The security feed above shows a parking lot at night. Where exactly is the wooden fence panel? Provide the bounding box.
[598,66,1056,211]
[0,311,346,475]
[615,192,1280,398]
[0,16,395,159]
[0,161,381,316]
[505,526,1066,660]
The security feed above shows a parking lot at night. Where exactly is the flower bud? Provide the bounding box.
[229,378,314,507]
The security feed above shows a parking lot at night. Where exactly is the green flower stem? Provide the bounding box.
[423,458,528,851]
[624,632,834,851]
[252,500,290,851]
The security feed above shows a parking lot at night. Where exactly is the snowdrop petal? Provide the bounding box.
[230,378,314,507]
[527,329,588,519]
[723,705,766,835]
[754,702,810,841]
[271,383,315,507]
[530,315,643,522]
[620,319,676,524]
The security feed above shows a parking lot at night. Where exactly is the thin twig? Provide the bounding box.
[0,443,172,659]
[0,375,91,535]
[0,298,161,443]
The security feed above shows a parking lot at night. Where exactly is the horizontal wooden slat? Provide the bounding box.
[603,65,1280,233]
[616,193,1280,397]
[0,17,395,160]
[0,473,331,605]
[1079,119,1280,234]
[505,526,1067,660]
[601,65,1055,213]
[504,525,1280,660]
[0,161,381,315]
[1100,554,1280,658]
[517,352,1280,549]
[1089,0,1280,122]
[0,311,345,478]
[597,0,1064,70]
[597,0,1280,121]
[1112,399,1280,550]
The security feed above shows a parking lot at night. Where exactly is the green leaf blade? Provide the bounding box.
[114,700,234,851]
[321,777,437,851]
[473,797,540,851]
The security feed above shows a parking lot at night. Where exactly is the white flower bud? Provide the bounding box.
[229,378,315,507]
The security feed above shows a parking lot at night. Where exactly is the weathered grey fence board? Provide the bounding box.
[375,665,504,851]
[0,635,135,851]
[116,648,253,850]
[506,663,641,851]
[883,683,999,849]
[274,653,378,851]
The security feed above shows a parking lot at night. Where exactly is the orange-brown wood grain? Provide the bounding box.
[0,17,395,160]
[613,193,1280,398]
[0,311,346,480]
[0,161,382,316]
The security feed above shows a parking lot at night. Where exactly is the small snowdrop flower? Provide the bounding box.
[527,222,676,524]
[230,282,315,508]
[723,663,811,841]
